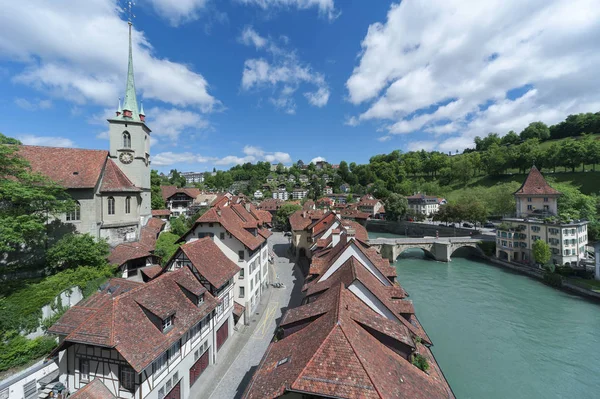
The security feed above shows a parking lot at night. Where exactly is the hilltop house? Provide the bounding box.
[253,190,263,199]
[161,186,201,218]
[291,188,308,200]
[407,193,446,217]
[495,166,588,266]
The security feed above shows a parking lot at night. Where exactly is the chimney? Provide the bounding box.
[245,202,251,212]
[303,211,307,218]
[331,229,341,247]
[346,228,356,241]
[216,208,221,216]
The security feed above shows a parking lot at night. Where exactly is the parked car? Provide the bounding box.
[284,231,292,237]
[462,222,473,228]
[449,223,456,228]
[484,222,495,228]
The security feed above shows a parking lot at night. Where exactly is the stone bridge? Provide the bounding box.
[368,237,483,262]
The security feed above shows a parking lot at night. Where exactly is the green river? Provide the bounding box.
[369,232,600,399]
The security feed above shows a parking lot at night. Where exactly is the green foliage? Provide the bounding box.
[47,233,110,271]
[0,142,74,252]
[151,170,166,210]
[532,240,552,266]
[520,121,550,141]
[155,232,181,266]
[543,271,563,287]
[276,204,302,230]
[384,193,408,222]
[0,264,116,333]
[0,132,22,145]
[170,215,188,237]
[0,333,57,372]
[411,353,430,372]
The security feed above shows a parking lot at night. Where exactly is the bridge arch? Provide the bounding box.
[450,244,485,259]
[395,246,436,261]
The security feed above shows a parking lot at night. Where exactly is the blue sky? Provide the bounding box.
[1,0,599,173]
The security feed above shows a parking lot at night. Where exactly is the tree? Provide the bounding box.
[276,204,302,230]
[532,239,551,266]
[501,130,520,146]
[47,233,110,271]
[151,170,165,209]
[170,215,188,237]
[276,163,285,173]
[384,193,408,222]
[154,232,181,266]
[0,142,74,253]
[474,133,501,151]
[520,122,550,141]
[560,138,584,172]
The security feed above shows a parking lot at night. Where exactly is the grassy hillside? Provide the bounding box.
[538,133,600,150]
[451,171,600,195]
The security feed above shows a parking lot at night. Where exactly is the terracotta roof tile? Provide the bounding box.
[51,267,218,373]
[195,207,266,250]
[152,209,171,216]
[289,209,325,231]
[160,185,201,201]
[514,166,561,196]
[70,378,116,399]
[179,237,241,288]
[244,284,453,399]
[100,159,140,192]
[16,145,108,189]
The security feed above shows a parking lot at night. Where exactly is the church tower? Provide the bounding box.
[108,20,151,224]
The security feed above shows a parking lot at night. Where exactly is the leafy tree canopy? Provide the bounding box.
[47,233,110,271]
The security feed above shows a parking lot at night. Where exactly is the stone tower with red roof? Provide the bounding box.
[514,166,561,217]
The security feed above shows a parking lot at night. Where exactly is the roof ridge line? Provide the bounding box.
[337,315,383,398]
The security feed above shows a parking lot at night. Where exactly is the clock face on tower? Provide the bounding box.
[119,152,133,164]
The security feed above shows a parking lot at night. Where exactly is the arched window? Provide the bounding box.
[108,197,115,215]
[123,131,131,148]
[125,196,131,214]
[66,201,81,221]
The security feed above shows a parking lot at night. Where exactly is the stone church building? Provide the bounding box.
[17,29,151,246]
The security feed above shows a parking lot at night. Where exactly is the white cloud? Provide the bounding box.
[151,146,292,167]
[96,131,109,140]
[239,26,267,49]
[310,156,326,163]
[346,0,600,150]
[242,145,292,164]
[1,0,218,111]
[240,26,330,113]
[152,151,213,166]
[17,134,76,148]
[14,98,52,111]
[147,107,210,141]
[238,0,338,21]
[407,140,437,152]
[146,0,210,26]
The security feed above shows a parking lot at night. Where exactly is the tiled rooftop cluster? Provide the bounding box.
[243,210,454,399]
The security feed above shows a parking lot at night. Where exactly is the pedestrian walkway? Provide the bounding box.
[189,232,304,399]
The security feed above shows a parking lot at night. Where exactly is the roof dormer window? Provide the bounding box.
[162,315,174,332]
[197,293,204,306]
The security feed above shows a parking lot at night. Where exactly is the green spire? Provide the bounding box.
[122,22,139,120]
[117,97,122,114]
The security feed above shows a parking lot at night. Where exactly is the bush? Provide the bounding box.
[155,232,181,266]
[0,264,117,333]
[0,333,57,372]
[411,353,429,372]
[47,233,110,271]
[543,271,563,287]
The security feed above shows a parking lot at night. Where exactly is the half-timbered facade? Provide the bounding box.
[49,267,221,399]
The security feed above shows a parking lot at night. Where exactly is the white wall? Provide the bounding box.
[318,243,390,286]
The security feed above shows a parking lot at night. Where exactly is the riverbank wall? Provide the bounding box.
[487,258,600,302]
[366,219,478,238]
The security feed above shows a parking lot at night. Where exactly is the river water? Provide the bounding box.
[369,232,600,399]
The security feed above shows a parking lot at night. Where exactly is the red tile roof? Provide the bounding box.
[152,209,172,217]
[233,302,245,318]
[16,145,108,189]
[50,267,218,373]
[341,219,369,242]
[194,207,266,250]
[70,378,116,399]
[258,199,283,211]
[244,283,453,399]
[514,166,561,196]
[289,209,325,231]
[140,265,163,280]
[179,237,241,289]
[100,159,140,192]
[160,185,201,201]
